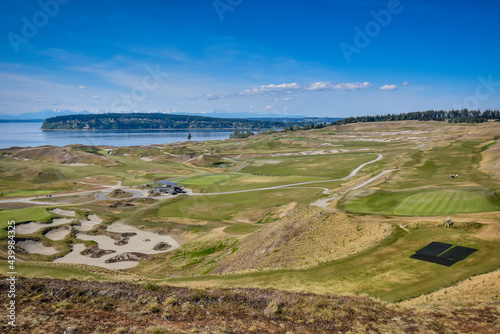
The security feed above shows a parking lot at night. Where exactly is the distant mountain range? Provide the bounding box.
[0,110,91,121]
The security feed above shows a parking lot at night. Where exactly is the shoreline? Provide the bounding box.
[40,127,273,132]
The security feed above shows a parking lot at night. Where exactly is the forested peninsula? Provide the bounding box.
[41,113,286,130]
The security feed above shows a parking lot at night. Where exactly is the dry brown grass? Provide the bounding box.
[2,276,498,334]
[401,268,500,309]
[480,140,500,181]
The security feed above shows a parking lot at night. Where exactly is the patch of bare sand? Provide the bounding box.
[213,207,392,274]
[400,269,500,309]
[45,227,70,240]
[75,214,103,231]
[54,221,180,269]
[251,159,282,166]
[49,208,76,217]
[18,240,58,255]
[240,178,282,184]
[278,202,297,218]
[17,218,73,234]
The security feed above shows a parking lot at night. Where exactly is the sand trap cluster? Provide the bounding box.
[49,208,76,217]
[75,214,103,231]
[45,227,70,241]
[17,218,73,234]
[17,240,58,255]
[55,221,180,269]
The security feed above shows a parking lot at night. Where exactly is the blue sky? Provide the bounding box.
[1,0,499,117]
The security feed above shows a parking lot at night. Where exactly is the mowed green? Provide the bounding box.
[157,188,322,221]
[223,223,262,234]
[0,261,116,281]
[0,206,54,238]
[343,187,500,216]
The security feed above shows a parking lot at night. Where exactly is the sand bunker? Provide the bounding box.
[54,221,180,269]
[17,218,73,234]
[45,227,70,241]
[140,157,154,162]
[251,159,282,166]
[18,240,58,255]
[50,209,76,217]
[61,163,92,166]
[75,214,103,231]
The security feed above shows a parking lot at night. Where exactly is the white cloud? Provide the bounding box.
[92,96,100,99]
[402,82,409,86]
[331,82,372,91]
[379,84,397,90]
[264,105,274,109]
[305,81,330,91]
[189,81,373,101]
[79,85,86,89]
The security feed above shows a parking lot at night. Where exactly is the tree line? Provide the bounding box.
[41,113,286,130]
[332,109,500,126]
[281,109,500,133]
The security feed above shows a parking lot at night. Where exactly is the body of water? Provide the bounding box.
[0,122,236,149]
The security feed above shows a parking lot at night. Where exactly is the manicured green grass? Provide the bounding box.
[343,187,500,216]
[0,207,54,238]
[0,189,59,198]
[0,261,112,281]
[167,224,500,302]
[157,188,322,222]
[223,223,262,234]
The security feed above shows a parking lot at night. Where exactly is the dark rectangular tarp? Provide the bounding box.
[414,242,453,257]
[410,253,457,267]
[440,246,478,262]
[410,242,477,267]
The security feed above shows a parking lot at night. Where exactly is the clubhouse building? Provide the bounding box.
[152,181,183,195]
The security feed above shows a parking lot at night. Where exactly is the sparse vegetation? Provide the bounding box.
[1,120,500,332]
[1,276,498,333]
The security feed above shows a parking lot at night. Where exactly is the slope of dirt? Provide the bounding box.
[1,276,498,334]
[107,189,133,198]
[1,145,119,166]
[213,207,392,274]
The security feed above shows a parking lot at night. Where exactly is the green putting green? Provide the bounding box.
[343,187,500,216]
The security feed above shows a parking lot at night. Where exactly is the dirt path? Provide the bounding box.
[223,157,249,172]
